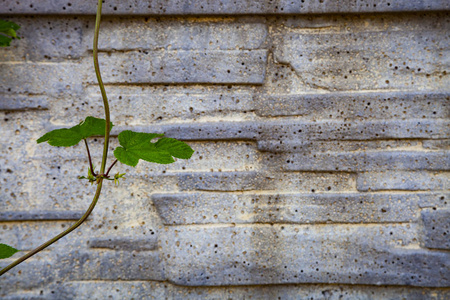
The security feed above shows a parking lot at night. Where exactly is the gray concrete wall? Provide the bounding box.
[0,1,449,299]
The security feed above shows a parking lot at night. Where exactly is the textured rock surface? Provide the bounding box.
[0,2,449,299]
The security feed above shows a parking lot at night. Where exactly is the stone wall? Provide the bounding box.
[0,1,449,299]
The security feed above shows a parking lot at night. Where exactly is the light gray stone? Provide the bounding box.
[1,0,448,15]
[0,95,49,111]
[421,209,450,250]
[86,19,267,51]
[272,14,450,91]
[357,171,450,191]
[82,85,255,124]
[282,151,450,171]
[0,62,83,95]
[178,171,275,191]
[5,281,450,300]
[255,119,450,141]
[0,17,87,62]
[87,50,268,84]
[257,139,423,153]
[423,139,450,150]
[161,224,450,287]
[61,250,165,281]
[115,118,450,142]
[0,211,84,221]
[152,192,450,225]
[1,4,449,298]
[255,91,450,119]
[89,237,158,251]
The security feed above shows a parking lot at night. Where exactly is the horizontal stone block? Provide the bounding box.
[0,256,59,296]
[257,139,423,153]
[1,0,448,15]
[161,224,450,286]
[0,220,92,251]
[86,20,267,51]
[266,172,355,193]
[255,91,449,119]
[87,50,268,84]
[0,17,86,62]
[0,210,84,221]
[423,139,450,150]
[152,192,449,225]
[7,281,450,300]
[357,171,450,191]
[178,171,275,191]
[0,250,164,293]
[256,119,450,141]
[26,282,450,300]
[273,14,449,91]
[0,62,83,95]
[0,95,49,111]
[84,86,255,124]
[283,151,450,172]
[64,250,165,281]
[116,118,450,142]
[421,209,450,250]
[89,237,158,251]
[176,171,354,193]
[121,121,259,141]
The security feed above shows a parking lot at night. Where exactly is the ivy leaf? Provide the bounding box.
[0,243,19,259]
[114,130,194,167]
[0,19,20,47]
[37,116,113,147]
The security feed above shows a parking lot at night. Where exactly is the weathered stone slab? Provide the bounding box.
[283,151,450,171]
[121,121,259,141]
[256,119,450,141]
[0,251,164,296]
[421,209,450,250]
[423,139,450,150]
[257,139,423,153]
[11,281,443,300]
[357,171,450,191]
[87,50,267,84]
[178,171,275,191]
[152,192,449,225]
[176,171,354,192]
[63,250,165,281]
[273,15,450,91]
[0,95,49,111]
[0,256,59,296]
[255,92,450,119]
[89,237,158,251]
[84,86,255,124]
[0,62,82,95]
[0,220,91,251]
[0,17,86,62]
[1,0,448,15]
[0,211,84,221]
[161,224,450,286]
[86,19,267,51]
[116,118,450,142]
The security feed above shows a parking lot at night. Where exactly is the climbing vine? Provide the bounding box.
[0,0,193,275]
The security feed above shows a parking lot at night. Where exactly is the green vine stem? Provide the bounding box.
[0,0,108,276]
[93,0,111,175]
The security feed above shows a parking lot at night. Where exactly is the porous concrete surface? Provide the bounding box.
[0,1,449,299]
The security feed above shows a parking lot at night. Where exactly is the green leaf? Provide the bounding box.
[0,19,20,47]
[0,243,19,259]
[37,116,114,147]
[114,130,194,167]
[155,138,195,159]
[0,34,12,47]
